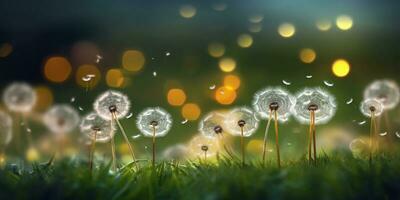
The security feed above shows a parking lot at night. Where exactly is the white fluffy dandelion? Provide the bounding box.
[80,112,116,143]
[199,111,226,138]
[2,82,37,113]
[43,104,80,135]
[364,79,400,110]
[360,99,384,118]
[189,135,219,160]
[0,110,12,148]
[93,90,130,120]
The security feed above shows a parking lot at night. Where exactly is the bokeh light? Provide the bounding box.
[237,34,253,48]
[336,15,353,30]
[0,43,13,58]
[223,74,241,90]
[208,43,225,58]
[219,57,236,72]
[316,19,332,31]
[179,5,196,18]
[181,103,201,120]
[246,139,263,154]
[106,68,125,87]
[332,59,351,77]
[122,50,145,72]
[278,23,295,38]
[299,48,316,63]
[167,88,187,106]
[75,64,101,88]
[44,56,72,83]
[34,86,53,111]
[215,86,237,105]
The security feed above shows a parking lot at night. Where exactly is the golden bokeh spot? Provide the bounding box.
[208,43,225,58]
[106,68,125,88]
[332,59,351,77]
[219,57,236,72]
[0,154,5,167]
[34,86,53,111]
[181,103,201,120]
[316,19,332,31]
[26,147,40,162]
[278,23,295,38]
[44,56,72,83]
[122,50,145,72]
[299,48,317,63]
[167,89,187,106]
[223,75,241,90]
[0,43,13,58]
[75,64,101,88]
[336,15,353,30]
[215,86,237,105]
[246,139,264,154]
[118,143,131,155]
[237,34,253,48]
[179,5,196,18]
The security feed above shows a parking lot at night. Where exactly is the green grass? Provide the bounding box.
[1,154,400,199]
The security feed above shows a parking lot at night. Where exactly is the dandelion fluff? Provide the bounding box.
[199,111,226,138]
[136,107,172,137]
[43,104,80,134]
[224,107,259,137]
[189,135,219,158]
[293,88,336,125]
[364,79,400,110]
[360,99,384,118]
[80,112,116,143]
[93,90,130,120]
[162,144,188,160]
[252,87,295,122]
[2,82,37,113]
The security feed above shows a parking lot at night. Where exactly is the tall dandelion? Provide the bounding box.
[136,107,172,167]
[253,87,295,167]
[93,90,138,169]
[360,99,384,164]
[224,107,259,167]
[293,88,336,164]
[80,112,116,171]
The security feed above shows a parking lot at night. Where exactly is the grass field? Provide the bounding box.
[1,154,399,200]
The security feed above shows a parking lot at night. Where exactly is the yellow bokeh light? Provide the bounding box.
[181,103,201,120]
[332,59,351,77]
[278,23,295,38]
[26,147,40,162]
[208,43,225,58]
[237,34,253,48]
[316,19,332,31]
[246,139,264,154]
[34,86,53,111]
[122,50,145,72]
[215,86,237,105]
[223,75,241,90]
[44,56,72,83]
[75,64,101,88]
[0,43,13,58]
[336,15,353,30]
[299,48,317,63]
[167,88,187,106]
[179,5,196,18]
[106,68,125,87]
[219,57,236,72]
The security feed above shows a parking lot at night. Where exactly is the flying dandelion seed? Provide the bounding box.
[0,111,12,149]
[364,79,400,110]
[162,144,188,161]
[181,119,188,124]
[358,120,366,125]
[165,52,171,56]
[253,87,295,167]
[323,81,334,87]
[2,82,37,113]
[131,134,141,140]
[95,54,102,63]
[126,113,133,119]
[209,85,216,90]
[153,71,157,77]
[70,97,76,103]
[137,107,172,167]
[189,135,219,160]
[80,112,115,143]
[379,132,387,136]
[78,106,84,111]
[93,90,130,120]
[199,112,226,138]
[346,98,353,105]
[395,132,400,138]
[282,80,291,86]
[306,75,313,79]
[43,104,80,135]
[293,88,336,164]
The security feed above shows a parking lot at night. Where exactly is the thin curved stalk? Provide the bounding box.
[89,131,97,172]
[240,126,245,167]
[308,112,313,164]
[274,110,281,168]
[369,111,375,165]
[312,111,317,165]
[262,111,273,165]
[152,126,156,168]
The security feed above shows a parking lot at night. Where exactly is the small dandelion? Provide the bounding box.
[2,82,37,113]
[349,138,369,158]
[136,107,172,167]
[43,104,80,135]
[364,79,400,110]
[252,87,295,167]
[189,135,219,161]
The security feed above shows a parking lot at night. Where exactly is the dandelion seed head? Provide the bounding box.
[360,99,384,117]
[80,112,116,143]
[0,110,12,147]
[136,107,172,137]
[224,107,259,137]
[162,144,188,160]
[252,87,295,122]
[2,82,37,113]
[189,135,219,158]
[43,104,80,134]
[93,90,131,120]
[199,112,226,138]
[293,88,336,124]
[364,79,400,110]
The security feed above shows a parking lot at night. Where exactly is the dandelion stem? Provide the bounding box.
[152,126,156,168]
[312,111,317,165]
[369,111,375,165]
[274,110,281,168]
[109,118,117,172]
[262,112,273,165]
[89,131,97,172]
[308,112,313,164]
[240,126,245,167]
